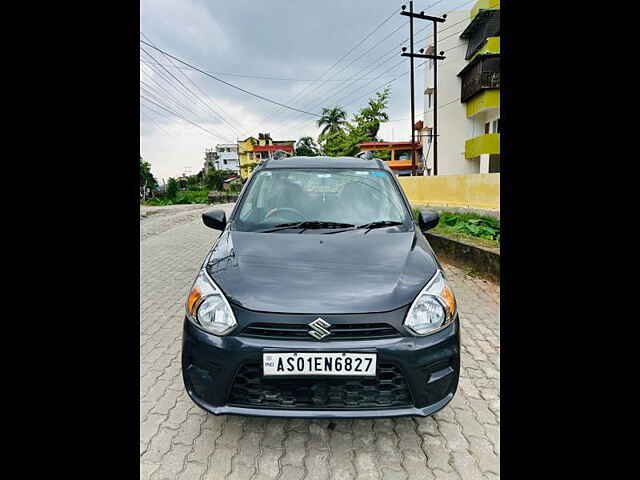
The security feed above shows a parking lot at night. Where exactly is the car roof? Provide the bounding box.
[260,156,389,170]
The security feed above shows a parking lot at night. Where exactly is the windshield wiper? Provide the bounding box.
[356,220,404,234]
[259,221,355,233]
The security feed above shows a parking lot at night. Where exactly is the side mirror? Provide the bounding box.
[417,209,439,231]
[202,210,227,230]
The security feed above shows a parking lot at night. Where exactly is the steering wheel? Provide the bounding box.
[265,207,306,222]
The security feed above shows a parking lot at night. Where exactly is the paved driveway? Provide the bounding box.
[140,204,500,480]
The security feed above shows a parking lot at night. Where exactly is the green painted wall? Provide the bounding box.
[465,134,500,159]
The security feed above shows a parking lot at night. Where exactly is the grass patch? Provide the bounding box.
[142,190,209,206]
[413,208,500,249]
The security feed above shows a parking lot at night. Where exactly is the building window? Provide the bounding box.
[427,93,432,108]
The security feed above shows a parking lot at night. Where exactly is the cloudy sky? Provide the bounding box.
[140,0,472,182]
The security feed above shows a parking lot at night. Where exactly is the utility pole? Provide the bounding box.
[401,3,446,176]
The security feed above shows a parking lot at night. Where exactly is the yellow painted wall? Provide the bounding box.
[470,0,500,19]
[399,173,500,211]
[471,36,500,60]
[238,138,257,179]
[467,89,500,118]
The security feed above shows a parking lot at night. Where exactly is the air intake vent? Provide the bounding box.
[239,322,400,341]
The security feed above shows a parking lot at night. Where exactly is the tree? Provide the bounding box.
[317,106,347,137]
[206,169,236,191]
[166,178,178,199]
[356,87,390,140]
[317,89,391,157]
[295,136,320,156]
[140,156,158,191]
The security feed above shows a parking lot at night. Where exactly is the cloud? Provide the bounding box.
[140,0,467,179]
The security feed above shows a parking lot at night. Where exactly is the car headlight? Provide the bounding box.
[185,269,237,336]
[404,270,457,336]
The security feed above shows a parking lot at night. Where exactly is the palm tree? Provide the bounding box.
[317,106,347,137]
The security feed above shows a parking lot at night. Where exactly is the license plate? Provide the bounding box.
[263,352,377,376]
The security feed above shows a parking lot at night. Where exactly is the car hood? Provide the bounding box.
[205,230,439,314]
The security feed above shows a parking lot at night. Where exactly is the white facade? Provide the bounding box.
[421,8,500,175]
[205,144,240,173]
[422,10,475,176]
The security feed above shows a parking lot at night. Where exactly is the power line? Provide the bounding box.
[140,94,230,140]
[275,21,416,125]
[140,79,206,122]
[276,0,471,127]
[141,32,251,138]
[140,45,243,139]
[138,60,408,82]
[285,57,408,133]
[140,40,322,117]
[274,6,401,116]
[140,108,173,137]
[139,74,236,142]
[285,20,471,131]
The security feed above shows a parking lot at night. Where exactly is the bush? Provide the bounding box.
[441,213,500,241]
[142,190,209,206]
[166,178,179,199]
[413,209,500,244]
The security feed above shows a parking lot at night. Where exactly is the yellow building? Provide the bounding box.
[238,136,257,180]
[238,133,295,179]
[420,0,499,175]
[458,0,500,172]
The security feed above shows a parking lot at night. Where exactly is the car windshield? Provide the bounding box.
[233,168,412,233]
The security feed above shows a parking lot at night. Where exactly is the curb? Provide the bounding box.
[425,231,500,284]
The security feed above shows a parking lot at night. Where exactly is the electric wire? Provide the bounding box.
[141,32,251,138]
[140,40,323,117]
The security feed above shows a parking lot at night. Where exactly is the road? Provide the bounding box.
[140,204,500,480]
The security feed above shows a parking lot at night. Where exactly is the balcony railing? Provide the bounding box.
[459,55,500,103]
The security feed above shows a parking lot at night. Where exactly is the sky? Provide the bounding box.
[140,0,472,182]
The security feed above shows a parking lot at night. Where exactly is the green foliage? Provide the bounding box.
[295,136,320,156]
[206,169,236,191]
[142,190,209,206]
[317,106,347,137]
[354,87,390,140]
[166,178,179,199]
[445,215,500,241]
[374,149,391,161]
[140,157,158,190]
[318,88,391,157]
[413,209,500,247]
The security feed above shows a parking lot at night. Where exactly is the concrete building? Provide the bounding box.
[421,0,500,175]
[204,145,240,174]
[203,149,216,174]
[357,141,423,176]
[238,136,258,180]
[239,133,294,179]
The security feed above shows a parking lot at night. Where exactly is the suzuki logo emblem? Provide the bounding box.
[308,318,332,340]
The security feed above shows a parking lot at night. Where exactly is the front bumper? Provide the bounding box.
[181,315,460,419]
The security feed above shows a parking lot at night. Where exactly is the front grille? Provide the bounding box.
[228,363,413,409]
[239,322,400,341]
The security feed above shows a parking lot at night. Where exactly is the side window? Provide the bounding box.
[485,122,490,134]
